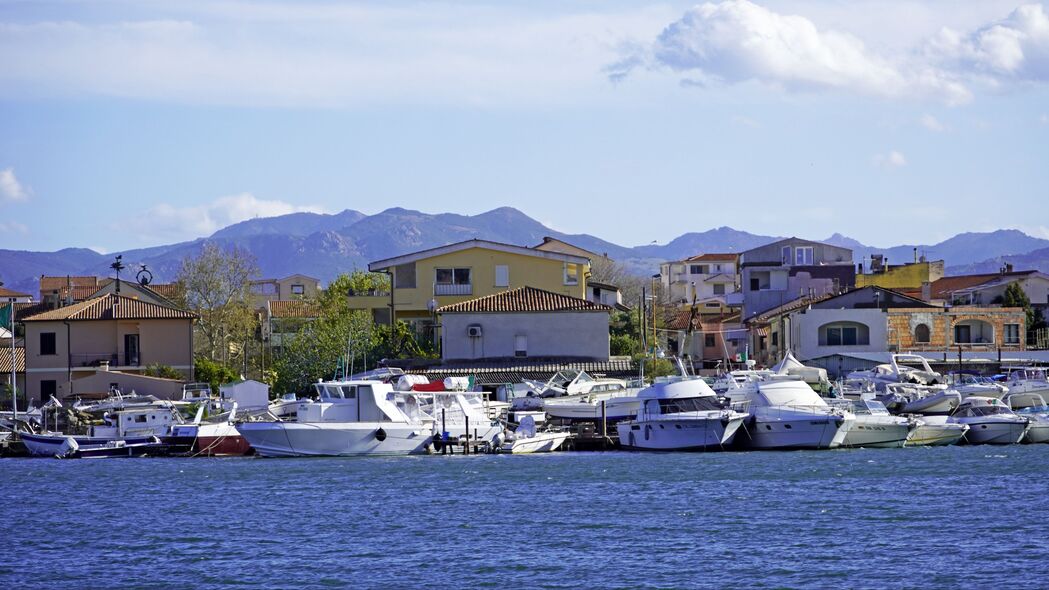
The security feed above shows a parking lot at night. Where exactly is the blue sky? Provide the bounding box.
[1,0,1048,253]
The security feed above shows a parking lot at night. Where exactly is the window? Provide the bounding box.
[819,322,870,346]
[124,334,140,366]
[394,263,417,289]
[1004,324,1021,345]
[495,265,509,287]
[515,335,527,358]
[704,334,716,347]
[781,246,792,264]
[713,283,726,295]
[914,323,931,344]
[714,264,722,272]
[690,264,708,274]
[39,332,57,356]
[291,284,305,295]
[435,267,472,295]
[795,246,814,266]
[564,263,579,285]
[771,332,779,346]
[750,278,760,291]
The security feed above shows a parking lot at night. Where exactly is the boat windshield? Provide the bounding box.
[956,405,1010,417]
[657,396,721,414]
[315,384,357,400]
[1016,405,1049,415]
[851,400,889,415]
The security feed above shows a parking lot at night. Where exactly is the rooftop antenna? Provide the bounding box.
[110,255,126,294]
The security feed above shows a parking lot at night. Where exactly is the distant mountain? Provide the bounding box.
[5,207,1049,294]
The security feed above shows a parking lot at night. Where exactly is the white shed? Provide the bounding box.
[219,379,271,410]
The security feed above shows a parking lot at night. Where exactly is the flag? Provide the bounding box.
[0,304,9,328]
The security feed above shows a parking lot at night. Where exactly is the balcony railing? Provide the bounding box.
[434,283,472,296]
[70,353,121,367]
[347,288,391,297]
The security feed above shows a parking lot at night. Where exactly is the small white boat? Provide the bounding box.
[946,372,1008,399]
[951,397,1030,445]
[839,399,915,448]
[1014,404,1049,444]
[617,379,747,451]
[904,415,968,446]
[500,417,570,454]
[847,353,945,390]
[511,370,629,411]
[542,394,641,424]
[1003,367,1049,407]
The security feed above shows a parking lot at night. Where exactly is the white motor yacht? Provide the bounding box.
[946,372,1008,399]
[237,379,436,457]
[617,379,747,451]
[1013,401,1049,444]
[838,399,916,448]
[878,383,960,416]
[951,397,1030,445]
[904,415,968,446]
[725,378,854,450]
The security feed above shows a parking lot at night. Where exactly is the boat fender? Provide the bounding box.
[432,435,443,452]
[375,427,387,442]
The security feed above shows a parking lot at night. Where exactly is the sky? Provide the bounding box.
[1,0,1048,253]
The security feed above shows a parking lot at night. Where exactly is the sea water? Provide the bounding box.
[2,446,1047,589]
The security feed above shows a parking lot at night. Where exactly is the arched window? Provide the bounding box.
[914,323,931,343]
[818,322,870,346]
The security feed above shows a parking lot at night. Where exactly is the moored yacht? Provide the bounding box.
[617,379,747,451]
[237,379,435,457]
[725,378,854,450]
[1002,367,1049,407]
[951,397,1030,445]
[838,399,915,448]
[904,415,968,446]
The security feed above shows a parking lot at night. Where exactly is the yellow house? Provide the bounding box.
[359,239,591,333]
[856,260,945,290]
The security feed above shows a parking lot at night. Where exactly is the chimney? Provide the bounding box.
[913,247,918,264]
[1004,263,1014,274]
[921,281,931,301]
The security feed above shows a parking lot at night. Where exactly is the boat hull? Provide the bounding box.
[899,391,960,415]
[737,412,852,450]
[905,417,967,446]
[20,433,155,457]
[1023,422,1049,444]
[503,432,570,454]
[960,420,1029,445]
[543,397,640,423]
[237,421,433,457]
[618,416,743,451]
[166,423,253,456]
[842,417,911,448]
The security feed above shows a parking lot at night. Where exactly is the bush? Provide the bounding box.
[194,357,239,394]
[143,363,183,380]
[610,334,640,356]
[641,357,676,379]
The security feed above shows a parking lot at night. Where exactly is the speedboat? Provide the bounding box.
[904,415,968,446]
[951,397,1030,445]
[847,353,945,390]
[500,416,570,454]
[1002,367,1049,408]
[1014,402,1049,444]
[617,379,747,451]
[839,399,915,448]
[878,383,960,416]
[237,379,436,457]
[511,370,629,411]
[725,378,854,450]
[165,404,253,456]
[946,372,1008,399]
[542,393,641,424]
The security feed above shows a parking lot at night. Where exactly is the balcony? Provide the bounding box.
[348,288,391,298]
[434,283,472,296]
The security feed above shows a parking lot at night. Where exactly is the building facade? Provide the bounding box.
[740,237,855,321]
[660,253,740,306]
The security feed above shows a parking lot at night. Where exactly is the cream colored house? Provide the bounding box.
[361,239,591,335]
[21,293,196,404]
[250,274,321,308]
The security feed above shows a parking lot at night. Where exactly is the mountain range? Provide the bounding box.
[2,207,1048,296]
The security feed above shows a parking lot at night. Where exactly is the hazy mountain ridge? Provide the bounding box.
[3,207,1049,295]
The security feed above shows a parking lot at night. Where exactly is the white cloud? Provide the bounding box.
[873,150,907,169]
[0,221,29,234]
[0,168,29,202]
[925,4,1049,84]
[122,192,326,243]
[608,0,972,104]
[920,113,947,131]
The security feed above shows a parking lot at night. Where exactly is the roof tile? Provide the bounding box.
[437,286,611,314]
[21,293,196,322]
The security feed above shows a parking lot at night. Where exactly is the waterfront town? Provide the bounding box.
[3,233,1048,457]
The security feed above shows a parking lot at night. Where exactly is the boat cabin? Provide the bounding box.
[88,406,180,438]
[952,397,1017,418]
[301,380,427,424]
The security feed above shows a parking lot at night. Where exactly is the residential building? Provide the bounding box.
[263,300,320,353]
[437,286,611,362]
[533,236,602,259]
[740,237,855,321]
[362,239,591,336]
[587,281,629,311]
[855,256,945,290]
[664,308,745,369]
[250,274,321,307]
[20,293,197,404]
[0,286,33,303]
[0,347,25,401]
[746,286,1026,368]
[928,269,1049,309]
[660,253,740,307]
[38,275,179,309]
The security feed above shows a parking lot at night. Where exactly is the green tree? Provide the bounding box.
[194,357,240,394]
[176,242,260,367]
[144,363,183,380]
[1002,282,1046,341]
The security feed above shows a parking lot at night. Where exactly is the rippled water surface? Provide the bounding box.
[2,446,1048,589]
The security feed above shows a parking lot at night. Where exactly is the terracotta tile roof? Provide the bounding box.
[268,300,320,319]
[666,308,742,331]
[145,283,180,299]
[0,286,31,298]
[39,276,100,292]
[1,302,50,319]
[930,271,1036,300]
[437,286,611,314]
[0,347,25,373]
[21,293,196,322]
[748,293,834,324]
[685,253,740,262]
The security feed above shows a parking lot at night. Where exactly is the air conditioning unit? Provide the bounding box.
[467,324,483,338]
